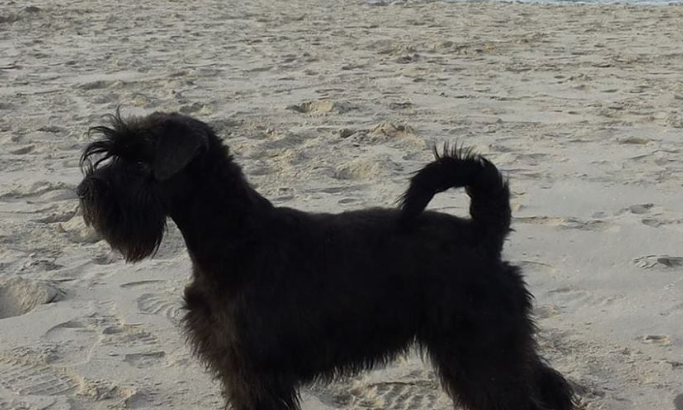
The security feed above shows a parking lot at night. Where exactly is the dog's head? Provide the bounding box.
[77,111,211,262]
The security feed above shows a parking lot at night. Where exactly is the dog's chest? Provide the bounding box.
[183,281,241,354]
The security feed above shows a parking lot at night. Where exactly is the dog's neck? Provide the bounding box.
[165,146,272,276]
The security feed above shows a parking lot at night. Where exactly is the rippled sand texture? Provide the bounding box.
[1,1,683,409]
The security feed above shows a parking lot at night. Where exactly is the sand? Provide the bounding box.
[1,0,683,408]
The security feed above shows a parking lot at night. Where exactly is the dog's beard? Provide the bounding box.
[79,175,166,262]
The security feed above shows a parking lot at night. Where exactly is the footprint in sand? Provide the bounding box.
[77,80,111,91]
[0,278,62,319]
[534,303,560,320]
[286,100,353,115]
[19,257,63,273]
[633,255,683,270]
[639,334,672,346]
[137,293,185,326]
[352,380,441,410]
[627,203,654,214]
[514,216,608,231]
[179,102,212,115]
[548,287,619,309]
[123,351,166,369]
[0,354,81,396]
[33,208,77,224]
[92,251,123,265]
[337,128,358,139]
[47,314,160,364]
[569,379,606,402]
[0,181,77,204]
[120,280,166,290]
[348,122,425,148]
[334,158,385,181]
[517,260,557,276]
[45,320,99,365]
[617,136,651,145]
[616,203,660,224]
[9,144,35,155]
[641,218,663,228]
[101,322,159,348]
[0,397,38,410]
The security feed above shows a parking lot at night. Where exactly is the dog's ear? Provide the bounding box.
[153,120,208,181]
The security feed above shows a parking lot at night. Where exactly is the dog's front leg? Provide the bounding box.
[222,369,300,410]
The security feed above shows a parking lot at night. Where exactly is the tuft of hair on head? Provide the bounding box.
[80,107,136,175]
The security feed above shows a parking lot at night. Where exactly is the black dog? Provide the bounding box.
[77,111,574,410]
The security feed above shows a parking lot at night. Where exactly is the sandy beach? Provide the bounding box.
[1,0,683,408]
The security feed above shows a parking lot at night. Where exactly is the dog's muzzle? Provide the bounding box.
[77,177,100,201]
[77,180,91,199]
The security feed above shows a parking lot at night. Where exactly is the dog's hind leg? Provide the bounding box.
[425,331,554,410]
[532,359,575,410]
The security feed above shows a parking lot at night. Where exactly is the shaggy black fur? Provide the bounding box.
[78,111,574,410]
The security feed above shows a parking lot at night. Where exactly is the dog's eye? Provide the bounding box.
[136,161,151,173]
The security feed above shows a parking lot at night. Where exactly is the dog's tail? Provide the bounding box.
[398,144,511,256]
